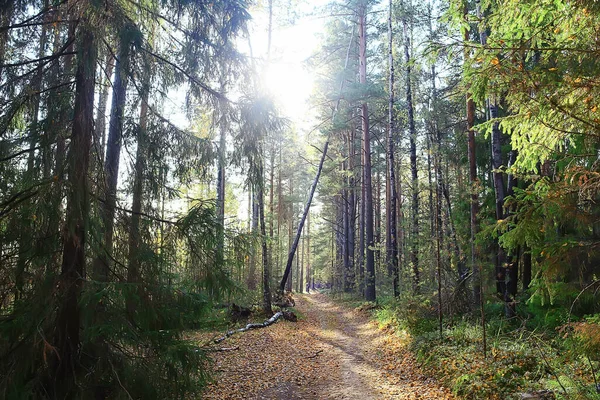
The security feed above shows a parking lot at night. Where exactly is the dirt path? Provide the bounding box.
[202,293,453,399]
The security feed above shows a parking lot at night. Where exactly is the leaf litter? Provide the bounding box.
[194,293,454,399]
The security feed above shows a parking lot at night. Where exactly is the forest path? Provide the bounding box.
[202,293,453,399]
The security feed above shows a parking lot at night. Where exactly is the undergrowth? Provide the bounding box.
[367,294,600,400]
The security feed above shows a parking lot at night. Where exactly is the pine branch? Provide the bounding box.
[0,51,77,69]
[0,0,68,32]
[140,47,227,101]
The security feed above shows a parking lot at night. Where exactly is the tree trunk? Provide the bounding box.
[285,184,293,292]
[0,0,13,79]
[258,180,273,315]
[397,163,404,280]
[216,111,226,264]
[358,135,365,296]
[53,24,97,390]
[269,143,275,277]
[375,169,382,272]
[15,15,49,299]
[94,50,114,168]
[126,73,151,315]
[276,141,283,279]
[278,23,354,293]
[465,4,486,356]
[347,129,356,290]
[342,175,351,291]
[403,13,419,294]
[278,140,330,292]
[465,21,481,308]
[522,247,531,291]
[300,227,304,293]
[249,191,258,291]
[95,39,130,282]
[45,14,75,274]
[307,211,311,291]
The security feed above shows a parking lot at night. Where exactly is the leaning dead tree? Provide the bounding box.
[278,27,355,293]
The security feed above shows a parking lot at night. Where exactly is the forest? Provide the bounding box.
[1,0,599,398]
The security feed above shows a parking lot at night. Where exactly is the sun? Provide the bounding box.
[263,61,314,123]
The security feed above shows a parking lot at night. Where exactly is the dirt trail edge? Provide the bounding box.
[202,293,454,400]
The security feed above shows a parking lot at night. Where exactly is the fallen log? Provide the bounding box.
[204,346,240,352]
[214,311,292,344]
[307,349,323,359]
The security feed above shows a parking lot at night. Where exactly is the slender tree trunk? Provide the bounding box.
[475,0,514,315]
[358,2,376,301]
[348,130,356,289]
[249,191,258,290]
[127,67,152,314]
[0,0,13,79]
[522,247,531,291]
[53,24,96,390]
[15,16,49,299]
[465,4,486,356]
[258,180,273,315]
[490,102,508,299]
[216,111,226,262]
[307,211,311,291]
[278,25,354,293]
[276,143,282,277]
[286,183,293,292]
[94,50,114,168]
[300,225,304,293]
[403,12,419,293]
[45,14,75,274]
[426,134,434,239]
[441,181,463,271]
[397,164,404,279]
[269,143,275,274]
[95,39,130,282]
[375,169,382,272]
[358,135,365,296]
[465,22,481,308]
[342,175,351,291]
[278,140,330,292]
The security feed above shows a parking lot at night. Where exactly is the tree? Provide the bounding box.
[402,1,419,294]
[53,19,97,393]
[359,0,376,302]
[386,0,399,297]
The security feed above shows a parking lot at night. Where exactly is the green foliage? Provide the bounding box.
[372,293,600,399]
[377,294,439,335]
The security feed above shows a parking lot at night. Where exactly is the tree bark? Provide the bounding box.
[258,180,273,315]
[522,247,532,291]
[347,129,356,290]
[53,24,96,389]
[126,71,151,315]
[466,2,486,356]
[249,192,259,291]
[216,105,226,266]
[359,1,376,302]
[0,0,13,79]
[278,141,330,292]
[307,211,311,291]
[285,183,293,292]
[403,12,419,294]
[300,227,304,293]
[94,50,114,168]
[95,39,130,282]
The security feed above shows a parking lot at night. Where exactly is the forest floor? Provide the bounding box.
[199,293,454,399]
